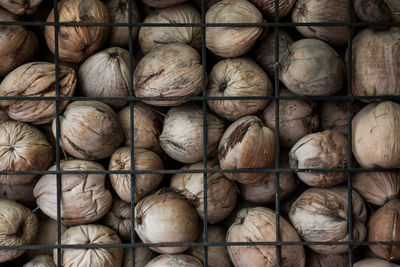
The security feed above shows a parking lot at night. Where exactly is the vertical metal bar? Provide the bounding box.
[347,0,354,266]
[128,0,136,265]
[201,0,208,265]
[274,0,281,266]
[52,0,61,265]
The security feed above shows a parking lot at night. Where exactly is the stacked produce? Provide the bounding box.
[0,0,398,266]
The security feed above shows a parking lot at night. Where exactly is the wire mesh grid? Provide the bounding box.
[0,0,400,266]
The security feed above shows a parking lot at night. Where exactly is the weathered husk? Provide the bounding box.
[170,160,237,224]
[205,0,263,58]
[306,249,349,267]
[207,57,273,121]
[54,101,124,160]
[352,101,400,168]
[354,0,392,26]
[289,130,348,187]
[227,207,305,267]
[133,43,203,106]
[145,254,202,267]
[118,103,162,156]
[248,0,296,18]
[23,255,56,267]
[368,199,400,261]
[45,0,110,63]
[221,200,257,228]
[289,187,367,254]
[385,0,400,22]
[280,39,344,96]
[0,62,76,124]
[0,179,36,209]
[319,100,362,134]
[353,172,400,206]
[239,151,298,204]
[189,225,233,267]
[26,216,67,259]
[159,104,224,164]
[218,116,275,184]
[0,121,53,185]
[78,47,133,109]
[0,0,42,14]
[0,200,38,263]
[123,246,157,267]
[253,30,293,78]
[291,0,349,45]
[142,0,186,8]
[0,108,8,125]
[109,147,164,203]
[102,198,131,241]
[105,0,140,48]
[34,159,112,225]
[0,8,38,76]
[354,258,400,267]
[351,28,400,100]
[139,4,201,54]
[262,89,319,147]
[54,224,123,267]
[135,189,200,254]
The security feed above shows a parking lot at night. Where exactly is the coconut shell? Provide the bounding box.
[248,0,295,18]
[207,57,273,121]
[0,121,53,185]
[54,101,124,160]
[385,0,400,22]
[34,159,112,225]
[354,0,392,27]
[159,104,224,164]
[289,130,348,187]
[105,0,140,48]
[143,0,186,8]
[306,249,349,267]
[0,7,38,76]
[45,0,110,63]
[109,147,164,203]
[0,108,8,125]
[123,246,157,267]
[354,258,400,267]
[368,199,400,261]
[54,224,123,267]
[218,116,275,184]
[0,179,36,209]
[351,28,400,100]
[139,4,201,54]
[291,0,349,46]
[227,207,305,267]
[189,225,233,267]
[0,62,76,125]
[118,103,162,156]
[133,43,203,106]
[353,172,400,206]
[352,101,400,168]
[23,255,56,267]
[205,0,263,58]
[0,200,38,263]
[135,189,200,254]
[239,151,298,204]
[26,216,67,259]
[289,186,367,254]
[253,30,293,78]
[145,254,202,267]
[170,160,237,224]
[262,89,319,148]
[0,0,42,14]
[102,198,131,241]
[78,47,133,109]
[280,39,344,96]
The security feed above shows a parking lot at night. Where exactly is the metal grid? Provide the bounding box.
[0,0,400,266]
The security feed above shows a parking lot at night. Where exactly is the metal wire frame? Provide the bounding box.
[0,0,399,266]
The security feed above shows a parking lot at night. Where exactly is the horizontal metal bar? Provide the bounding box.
[2,168,400,176]
[0,95,398,101]
[0,21,400,27]
[1,241,400,250]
